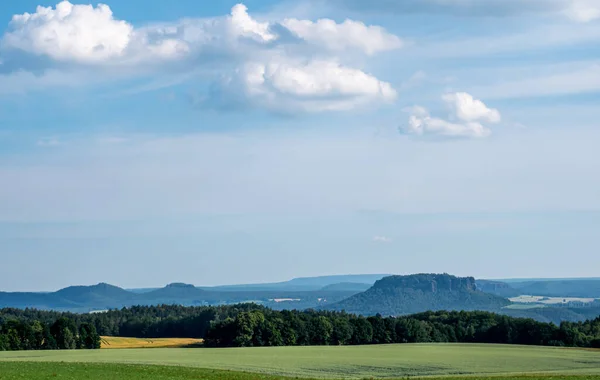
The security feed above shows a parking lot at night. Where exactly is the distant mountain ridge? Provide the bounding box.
[475,279,600,299]
[0,280,364,313]
[3,274,600,322]
[320,282,373,292]
[327,273,511,316]
[510,280,600,298]
[200,274,389,292]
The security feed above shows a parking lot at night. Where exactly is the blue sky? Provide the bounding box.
[0,0,599,291]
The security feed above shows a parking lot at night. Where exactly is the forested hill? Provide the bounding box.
[327,274,511,316]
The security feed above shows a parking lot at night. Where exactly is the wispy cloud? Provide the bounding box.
[331,0,600,22]
[470,63,600,99]
[373,235,393,243]
[36,137,64,147]
[2,125,600,223]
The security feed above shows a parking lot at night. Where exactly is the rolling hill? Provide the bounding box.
[327,273,511,315]
[54,283,134,305]
[0,282,360,312]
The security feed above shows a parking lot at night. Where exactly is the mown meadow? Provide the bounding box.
[100,336,203,349]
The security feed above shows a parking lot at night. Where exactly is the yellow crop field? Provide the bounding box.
[100,336,203,349]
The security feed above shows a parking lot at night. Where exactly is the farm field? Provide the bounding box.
[1,344,600,378]
[101,336,203,349]
[509,295,598,305]
[0,362,599,380]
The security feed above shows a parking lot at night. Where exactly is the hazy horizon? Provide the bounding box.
[6,267,600,293]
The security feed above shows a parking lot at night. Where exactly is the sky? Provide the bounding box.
[0,0,599,291]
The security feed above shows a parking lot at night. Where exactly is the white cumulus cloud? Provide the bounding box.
[405,111,492,139]
[0,2,401,113]
[281,18,403,55]
[3,1,133,63]
[229,4,277,43]
[2,1,188,64]
[401,93,501,139]
[1,2,402,67]
[442,92,501,123]
[209,59,397,113]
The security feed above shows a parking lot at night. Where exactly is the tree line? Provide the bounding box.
[205,309,600,348]
[2,305,600,350]
[0,304,260,341]
[0,316,100,351]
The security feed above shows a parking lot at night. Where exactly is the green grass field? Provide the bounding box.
[0,362,287,380]
[2,362,600,380]
[1,362,600,380]
[1,344,600,379]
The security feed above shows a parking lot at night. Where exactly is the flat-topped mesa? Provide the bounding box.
[327,273,509,316]
[373,274,476,293]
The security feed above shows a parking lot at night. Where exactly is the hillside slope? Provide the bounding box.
[328,273,510,316]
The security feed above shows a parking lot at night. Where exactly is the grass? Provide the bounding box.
[0,362,599,380]
[100,336,203,349]
[1,344,600,378]
[0,362,288,380]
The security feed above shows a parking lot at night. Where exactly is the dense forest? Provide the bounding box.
[205,308,600,348]
[0,316,100,351]
[2,304,600,351]
[0,304,259,340]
